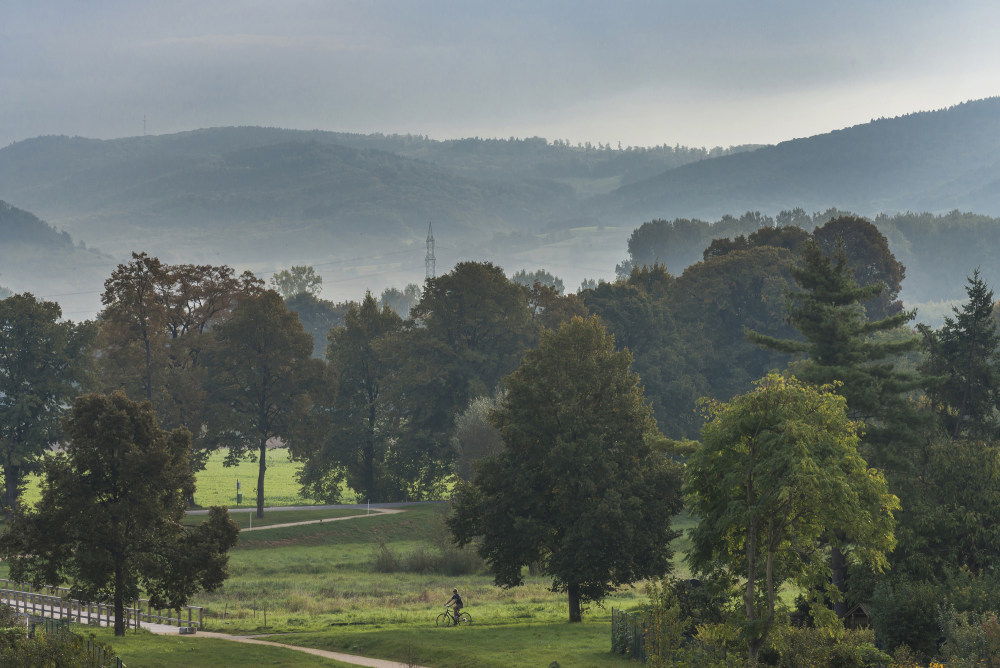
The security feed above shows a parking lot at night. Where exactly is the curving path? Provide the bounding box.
[146,627,430,668]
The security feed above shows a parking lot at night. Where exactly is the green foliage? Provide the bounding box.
[869,577,941,660]
[767,624,890,668]
[378,283,421,318]
[813,216,906,320]
[204,290,333,517]
[687,373,898,662]
[450,388,506,482]
[369,529,485,576]
[98,253,264,469]
[749,239,922,464]
[284,292,349,358]
[389,261,536,496]
[0,292,95,512]
[936,604,1000,667]
[307,292,403,503]
[271,265,323,298]
[449,316,684,622]
[511,268,565,295]
[0,625,120,668]
[0,392,239,636]
[920,270,1000,441]
[893,438,1000,580]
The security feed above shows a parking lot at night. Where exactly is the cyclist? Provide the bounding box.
[444,588,463,625]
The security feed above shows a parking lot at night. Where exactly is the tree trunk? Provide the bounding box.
[114,558,126,636]
[365,397,377,502]
[257,438,267,519]
[567,582,582,622]
[3,463,20,516]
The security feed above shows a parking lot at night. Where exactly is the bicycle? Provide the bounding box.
[436,606,472,626]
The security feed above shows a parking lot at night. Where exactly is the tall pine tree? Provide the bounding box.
[920,269,1000,441]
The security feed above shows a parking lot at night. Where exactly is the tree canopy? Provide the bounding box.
[293,292,403,503]
[449,316,683,622]
[0,293,94,512]
[203,290,332,517]
[687,373,898,662]
[0,392,239,636]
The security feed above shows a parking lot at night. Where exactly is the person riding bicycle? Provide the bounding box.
[445,588,463,624]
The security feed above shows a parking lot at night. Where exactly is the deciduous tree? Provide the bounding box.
[0,392,239,636]
[686,374,898,663]
[203,290,332,518]
[292,292,402,503]
[391,262,535,493]
[0,293,95,512]
[448,316,684,622]
[270,265,322,299]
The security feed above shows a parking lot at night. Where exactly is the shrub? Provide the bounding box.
[643,579,737,668]
[870,577,941,660]
[767,624,890,668]
[370,532,402,573]
[0,626,119,668]
[936,604,1000,667]
[369,516,486,576]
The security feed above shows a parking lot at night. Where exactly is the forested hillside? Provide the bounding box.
[600,97,1000,221]
[0,200,114,316]
[0,128,755,264]
[3,98,1000,314]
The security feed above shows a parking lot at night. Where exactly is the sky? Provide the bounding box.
[3,1,1000,150]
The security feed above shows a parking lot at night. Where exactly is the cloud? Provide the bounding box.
[2,0,999,147]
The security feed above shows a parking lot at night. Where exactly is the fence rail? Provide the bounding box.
[1,579,203,631]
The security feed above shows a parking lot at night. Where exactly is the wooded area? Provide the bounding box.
[3,209,1000,662]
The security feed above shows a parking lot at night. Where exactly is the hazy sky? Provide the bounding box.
[4,1,999,149]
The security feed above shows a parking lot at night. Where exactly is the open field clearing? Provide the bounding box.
[9,462,695,666]
[126,503,665,666]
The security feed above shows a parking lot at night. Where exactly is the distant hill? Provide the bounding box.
[0,128,755,265]
[2,99,1000,311]
[0,201,115,319]
[598,97,1000,222]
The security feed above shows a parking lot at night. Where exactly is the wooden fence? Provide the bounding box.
[0,579,203,631]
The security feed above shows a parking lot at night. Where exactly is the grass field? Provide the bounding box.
[12,454,685,667]
[191,447,357,508]
[20,447,350,509]
[100,503,660,666]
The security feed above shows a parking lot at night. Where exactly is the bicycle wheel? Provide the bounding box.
[457,612,472,625]
[436,612,451,627]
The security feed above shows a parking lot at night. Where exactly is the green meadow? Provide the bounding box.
[10,450,687,666]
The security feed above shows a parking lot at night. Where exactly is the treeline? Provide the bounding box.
[622,207,1000,304]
